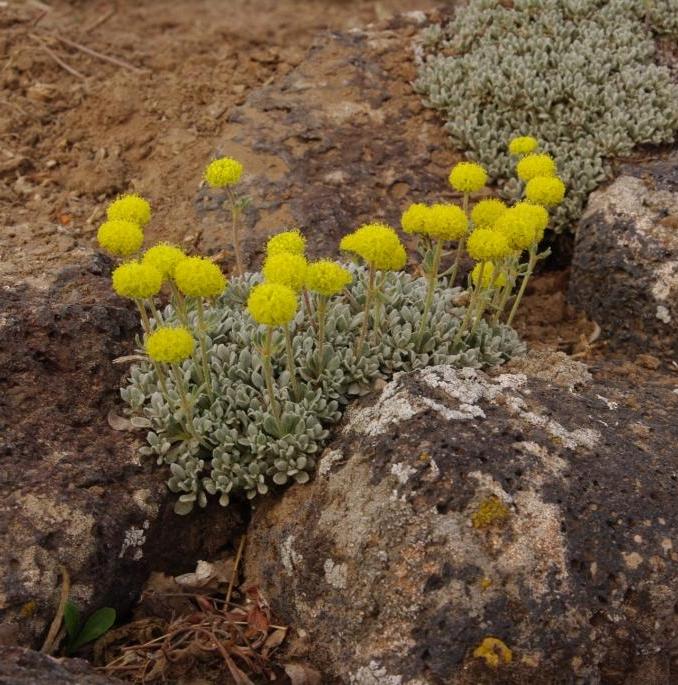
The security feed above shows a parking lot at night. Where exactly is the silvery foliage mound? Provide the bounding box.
[121,267,524,514]
[414,0,678,232]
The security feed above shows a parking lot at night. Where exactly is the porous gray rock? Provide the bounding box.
[568,155,678,359]
[0,254,245,647]
[244,352,678,684]
[0,647,123,684]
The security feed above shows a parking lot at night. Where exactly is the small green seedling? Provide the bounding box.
[63,600,116,655]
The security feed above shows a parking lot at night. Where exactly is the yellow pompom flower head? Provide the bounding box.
[340,223,406,356]
[426,204,468,241]
[266,229,306,257]
[142,243,186,280]
[112,261,164,354]
[247,283,299,418]
[448,162,488,193]
[146,327,195,364]
[145,326,198,438]
[203,157,245,276]
[305,260,352,297]
[401,203,430,235]
[97,220,143,257]
[204,157,244,188]
[508,136,539,157]
[107,194,151,227]
[174,256,227,298]
[263,253,308,292]
[112,261,162,301]
[305,260,352,358]
[472,261,507,288]
[525,176,566,207]
[516,153,556,182]
[472,199,507,229]
[339,223,406,272]
[466,228,511,262]
[174,255,227,400]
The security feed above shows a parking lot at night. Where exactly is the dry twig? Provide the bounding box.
[41,565,70,655]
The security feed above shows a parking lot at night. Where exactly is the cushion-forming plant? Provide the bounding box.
[414,0,678,232]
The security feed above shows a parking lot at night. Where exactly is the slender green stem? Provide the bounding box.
[316,295,328,358]
[507,246,538,327]
[169,281,188,325]
[261,327,280,421]
[136,300,152,335]
[416,238,443,351]
[453,261,486,345]
[302,289,317,333]
[226,187,244,277]
[196,298,214,402]
[446,235,466,285]
[136,300,170,398]
[353,263,376,356]
[283,324,300,400]
[170,362,197,439]
[149,300,164,327]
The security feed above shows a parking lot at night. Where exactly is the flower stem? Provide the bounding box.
[170,362,197,439]
[302,289,317,333]
[283,323,300,400]
[507,245,538,327]
[196,298,214,402]
[169,281,188,325]
[261,327,280,421]
[354,263,376,356]
[416,238,443,351]
[316,295,328,358]
[226,188,244,277]
[453,261,486,345]
[136,300,170,399]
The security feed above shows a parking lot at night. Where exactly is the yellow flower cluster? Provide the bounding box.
[401,203,468,241]
[263,253,308,291]
[508,136,538,156]
[204,157,244,188]
[266,229,306,257]
[466,228,510,261]
[471,262,506,288]
[112,261,163,300]
[247,282,298,326]
[142,243,186,280]
[305,260,352,297]
[97,220,144,257]
[448,161,488,193]
[516,153,556,182]
[401,203,428,235]
[493,202,549,251]
[107,194,152,226]
[145,327,195,364]
[340,223,406,271]
[525,176,566,207]
[471,199,507,228]
[174,256,227,298]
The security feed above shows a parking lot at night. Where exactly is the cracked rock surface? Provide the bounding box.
[568,154,678,359]
[244,352,678,684]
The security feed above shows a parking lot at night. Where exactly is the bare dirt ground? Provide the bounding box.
[0,0,436,284]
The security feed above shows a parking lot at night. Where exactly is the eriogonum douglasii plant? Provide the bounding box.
[414,0,678,233]
[111,145,561,514]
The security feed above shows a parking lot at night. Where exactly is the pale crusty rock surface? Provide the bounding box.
[0,254,245,647]
[245,353,678,684]
[568,154,678,359]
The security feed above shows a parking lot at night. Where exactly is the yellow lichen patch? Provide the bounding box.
[473,637,513,668]
[480,577,493,590]
[20,600,37,618]
[471,496,510,529]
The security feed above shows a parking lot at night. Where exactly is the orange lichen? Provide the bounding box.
[473,637,513,668]
[471,496,510,528]
[20,600,37,618]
